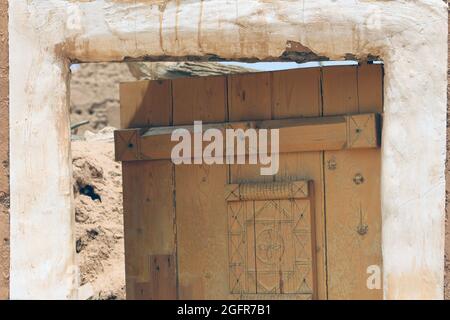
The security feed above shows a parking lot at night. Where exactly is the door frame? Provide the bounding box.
[5,1,447,299]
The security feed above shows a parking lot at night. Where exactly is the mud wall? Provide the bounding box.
[0,0,9,300]
[7,0,448,299]
[445,3,450,300]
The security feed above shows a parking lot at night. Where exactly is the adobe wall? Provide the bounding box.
[6,0,448,299]
[0,0,9,300]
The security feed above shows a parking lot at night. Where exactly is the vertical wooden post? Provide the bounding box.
[322,64,383,299]
[121,80,178,299]
[271,68,327,299]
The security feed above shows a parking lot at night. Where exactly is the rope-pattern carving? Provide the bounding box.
[227,181,308,201]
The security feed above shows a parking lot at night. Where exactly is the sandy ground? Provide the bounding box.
[72,129,125,299]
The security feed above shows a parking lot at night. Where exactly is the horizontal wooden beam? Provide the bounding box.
[114,113,381,161]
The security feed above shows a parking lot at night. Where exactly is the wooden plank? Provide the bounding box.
[227,71,271,296]
[228,72,272,121]
[357,64,383,113]
[322,66,358,115]
[115,121,254,162]
[114,114,380,161]
[307,181,319,300]
[172,74,230,299]
[227,71,317,299]
[272,68,321,119]
[172,75,227,125]
[262,117,343,151]
[175,164,230,299]
[272,67,326,300]
[120,79,176,300]
[122,160,176,299]
[228,72,272,183]
[148,254,177,299]
[120,80,172,128]
[323,65,382,299]
[323,149,382,300]
[134,255,177,300]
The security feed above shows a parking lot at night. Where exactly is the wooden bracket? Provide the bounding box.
[114,128,140,161]
[346,113,380,148]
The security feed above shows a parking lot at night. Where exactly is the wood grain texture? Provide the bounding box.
[122,161,176,299]
[119,64,383,300]
[172,75,227,125]
[357,64,383,114]
[272,67,326,299]
[133,255,177,300]
[227,68,322,299]
[121,79,176,300]
[114,114,380,161]
[228,72,272,121]
[228,72,272,183]
[272,68,321,119]
[120,80,172,128]
[324,149,382,300]
[226,71,272,296]
[308,181,319,300]
[176,164,229,299]
[323,64,383,300]
[172,76,229,299]
[225,181,315,298]
[322,66,358,115]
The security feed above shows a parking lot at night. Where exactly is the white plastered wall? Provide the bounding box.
[8,0,447,299]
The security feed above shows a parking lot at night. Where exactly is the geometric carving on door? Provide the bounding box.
[226,181,316,299]
[346,113,380,149]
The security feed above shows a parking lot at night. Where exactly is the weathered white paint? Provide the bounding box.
[8,0,447,299]
[9,1,76,299]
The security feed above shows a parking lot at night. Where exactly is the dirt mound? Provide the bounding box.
[72,129,124,299]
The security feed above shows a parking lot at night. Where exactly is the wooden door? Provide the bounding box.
[115,64,383,300]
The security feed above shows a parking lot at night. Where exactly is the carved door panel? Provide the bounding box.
[226,181,316,299]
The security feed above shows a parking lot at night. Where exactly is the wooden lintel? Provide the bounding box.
[114,113,381,162]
